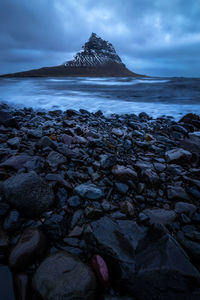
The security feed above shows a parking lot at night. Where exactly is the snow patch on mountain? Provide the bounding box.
[64,33,124,67]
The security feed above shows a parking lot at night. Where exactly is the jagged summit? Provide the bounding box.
[65,33,123,67]
[1,33,144,77]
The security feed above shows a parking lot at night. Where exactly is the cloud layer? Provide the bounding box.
[0,0,200,77]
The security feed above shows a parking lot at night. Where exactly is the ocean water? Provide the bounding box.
[0,76,200,120]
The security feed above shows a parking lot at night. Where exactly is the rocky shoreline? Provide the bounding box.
[0,103,200,299]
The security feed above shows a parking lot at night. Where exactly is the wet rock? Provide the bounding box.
[68,225,84,237]
[111,128,123,137]
[62,133,73,145]
[24,156,44,172]
[114,182,129,194]
[0,109,18,128]
[120,201,134,217]
[131,230,200,300]
[112,165,137,182]
[7,137,20,147]
[0,154,31,170]
[91,254,110,288]
[9,228,47,270]
[56,187,68,209]
[14,273,29,300]
[171,124,188,135]
[167,185,190,201]
[43,214,68,240]
[0,202,9,217]
[100,154,116,169]
[3,210,21,233]
[46,150,67,168]
[3,172,54,217]
[142,168,159,186]
[142,208,176,225]
[175,202,197,216]
[165,148,192,164]
[27,128,43,138]
[85,207,103,219]
[36,136,56,149]
[0,228,9,254]
[75,183,103,200]
[33,251,96,300]
[176,231,200,262]
[85,217,147,292]
[68,195,81,208]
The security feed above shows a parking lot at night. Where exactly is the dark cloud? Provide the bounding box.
[0,0,199,76]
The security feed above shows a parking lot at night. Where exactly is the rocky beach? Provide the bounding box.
[0,102,200,299]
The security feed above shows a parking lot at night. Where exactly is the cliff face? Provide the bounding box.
[1,33,143,77]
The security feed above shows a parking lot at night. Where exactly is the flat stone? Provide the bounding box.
[114,182,129,194]
[33,251,96,300]
[165,148,192,164]
[85,207,103,219]
[0,154,31,170]
[3,172,54,217]
[143,208,176,225]
[175,202,197,215]
[74,183,103,200]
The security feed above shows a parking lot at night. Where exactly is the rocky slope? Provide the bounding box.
[1,33,142,77]
[1,103,200,299]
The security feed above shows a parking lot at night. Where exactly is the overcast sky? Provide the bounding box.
[0,0,200,77]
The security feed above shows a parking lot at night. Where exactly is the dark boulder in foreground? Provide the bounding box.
[3,171,54,217]
[85,217,200,299]
[33,251,97,300]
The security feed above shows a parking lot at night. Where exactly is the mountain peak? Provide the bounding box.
[65,33,123,67]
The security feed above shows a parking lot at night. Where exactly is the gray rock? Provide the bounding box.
[33,251,96,300]
[176,231,200,262]
[142,168,159,186]
[37,136,56,149]
[167,186,190,201]
[114,182,129,194]
[68,195,81,208]
[175,202,197,215]
[75,183,103,200]
[7,137,20,147]
[100,154,116,169]
[3,172,54,217]
[165,148,192,164]
[85,207,103,219]
[3,210,20,233]
[46,151,67,168]
[142,208,176,225]
[0,154,31,170]
[112,165,137,182]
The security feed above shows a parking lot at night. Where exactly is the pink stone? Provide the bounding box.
[91,254,110,288]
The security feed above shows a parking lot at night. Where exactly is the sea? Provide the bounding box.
[0,76,200,120]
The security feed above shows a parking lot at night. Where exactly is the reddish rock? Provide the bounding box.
[9,228,48,270]
[91,254,110,288]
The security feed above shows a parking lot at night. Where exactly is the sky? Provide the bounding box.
[0,0,200,77]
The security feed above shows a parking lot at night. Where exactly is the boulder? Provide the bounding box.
[3,172,54,217]
[33,251,96,300]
